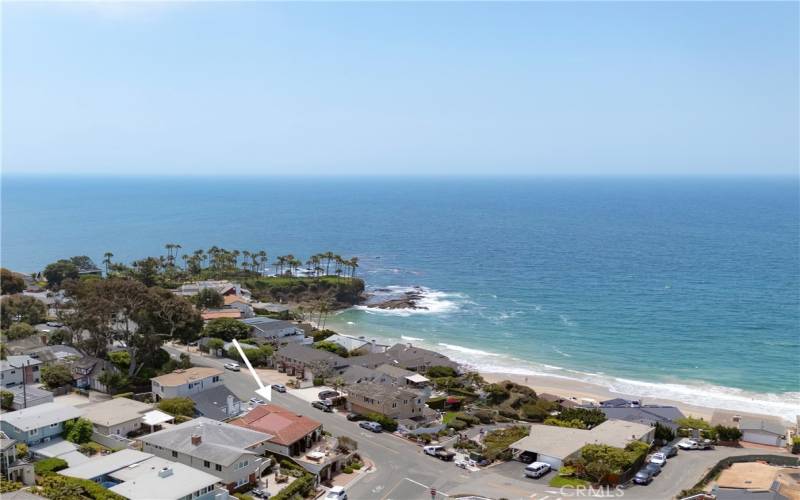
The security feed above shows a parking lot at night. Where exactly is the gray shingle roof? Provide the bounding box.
[189,385,243,421]
[598,406,685,429]
[139,417,272,466]
[278,344,347,365]
[242,317,297,336]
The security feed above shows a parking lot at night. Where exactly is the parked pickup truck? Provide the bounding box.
[423,446,456,462]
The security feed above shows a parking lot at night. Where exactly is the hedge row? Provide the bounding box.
[272,473,315,500]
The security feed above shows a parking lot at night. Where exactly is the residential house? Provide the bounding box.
[590,404,685,432]
[224,296,255,318]
[348,343,459,374]
[243,318,307,345]
[71,356,118,393]
[81,397,153,437]
[374,364,430,388]
[345,382,426,420]
[3,335,48,356]
[139,417,272,492]
[275,344,349,380]
[230,404,350,481]
[109,461,226,500]
[7,385,54,410]
[711,410,788,446]
[0,402,83,446]
[150,367,224,401]
[25,345,83,366]
[711,462,790,500]
[1,356,42,388]
[59,449,227,500]
[538,393,580,409]
[339,365,391,386]
[1,431,35,486]
[201,309,242,321]
[508,420,655,470]
[189,385,244,421]
[324,334,388,355]
[174,281,250,299]
[230,404,323,458]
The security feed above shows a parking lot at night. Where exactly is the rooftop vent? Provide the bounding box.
[158,467,173,478]
[191,434,202,445]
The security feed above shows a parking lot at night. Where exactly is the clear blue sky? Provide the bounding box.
[2,1,798,176]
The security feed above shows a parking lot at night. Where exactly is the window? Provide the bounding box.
[172,451,178,458]
[392,402,397,408]
[204,460,210,468]
[29,429,38,436]
[215,464,222,472]
[403,400,408,404]
[235,478,247,487]
[50,423,58,428]
[212,376,220,383]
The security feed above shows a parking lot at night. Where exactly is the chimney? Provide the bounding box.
[158,467,173,478]
[191,434,202,446]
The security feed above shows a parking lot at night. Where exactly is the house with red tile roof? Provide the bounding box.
[230,404,322,458]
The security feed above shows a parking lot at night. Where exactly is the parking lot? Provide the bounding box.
[490,458,557,484]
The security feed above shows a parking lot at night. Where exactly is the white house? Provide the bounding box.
[509,420,654,470]
[81,397,154,437]
[242,317,306,344]
[150,367,224,401]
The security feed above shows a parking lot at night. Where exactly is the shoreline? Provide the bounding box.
[318,314,798,425]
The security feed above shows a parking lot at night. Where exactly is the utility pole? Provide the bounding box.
[22,360,29,409]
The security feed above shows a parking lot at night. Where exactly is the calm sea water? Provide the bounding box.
[2,176,798,418]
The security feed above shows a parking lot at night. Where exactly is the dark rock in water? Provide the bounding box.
[368,290,427,310]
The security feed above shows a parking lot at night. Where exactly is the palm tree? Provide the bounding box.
[181,254,189,270]
[324,251,335,276]
[174,244,182,265]
[349,256,359,278]
[103,252,114,275]
[258,251,268,274]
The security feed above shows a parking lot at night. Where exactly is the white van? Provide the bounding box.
[524,462,551,479]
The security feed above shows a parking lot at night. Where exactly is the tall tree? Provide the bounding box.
[43,260,79,289]
[102,252,114,275]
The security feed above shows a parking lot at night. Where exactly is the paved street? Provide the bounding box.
[165,345,781,500]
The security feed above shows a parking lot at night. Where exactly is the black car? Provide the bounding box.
[318,390,340,400]
[311,401,333,412]
[659,445,678,458]
[518,451,536,464]
[644,463,662,477]
[633,469,654,485]
[346,413,365,421]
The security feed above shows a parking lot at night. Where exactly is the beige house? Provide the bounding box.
[82,397,153,436]
[151,367,224,400]
[139,417,273,492]
[346,382,425,419]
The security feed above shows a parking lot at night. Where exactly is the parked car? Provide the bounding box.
[271,384,287,393]
[649,452,667,466]
[524,462,551,479]
[318,390,340,400]
[249,398,265,406]
[423,446,455,461]
[46,322,63,328]
[224,362,240,371]
[251,487,271,498]
[312,401,333,412]
[518,451,536,464]
[659,445,678,458]
[677,438,714,450]
[644,463,662,477]
[324,486,347,500]
[346,413,365,421]
[633,469,654,485]
[359,421,382,433]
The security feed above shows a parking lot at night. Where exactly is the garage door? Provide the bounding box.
[742,431,780,446]
[536,455,563,470]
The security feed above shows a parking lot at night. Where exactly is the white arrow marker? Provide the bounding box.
[232,339,271,401]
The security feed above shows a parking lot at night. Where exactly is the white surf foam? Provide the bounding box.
[401,335,423,341]
[358,286,465,316]
[437,342,501,357]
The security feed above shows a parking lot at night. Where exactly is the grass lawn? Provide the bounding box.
[443,412,458,425]
[549,475,590,488]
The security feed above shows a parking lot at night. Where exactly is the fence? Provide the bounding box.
[690,454,800,491]
[91,431,133,451]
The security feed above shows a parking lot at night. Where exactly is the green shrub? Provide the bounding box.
[79,442,106,455]
[714,425,742,442]
[558,408,607,428]
[38,474,125,500]
[0,390,13,410]
[0,479,23,493]
[426,366,457,378]
[233,494,254,500]
[543,417,586,429]
[15,443,28,459]
[426,396,447,410]
[350,462,363,470]
[342,466,354,474]
[63,418,94,444]
[158,397,195,417]
[314,341,349,357]
[174,415,193,424]
[112,392,135,399]
[448,419,468,431]
[454,412,480,425]
[483,426,529,461]
[366,413,398,432]
[35,457,69,475]
[271,472,316,500]
[471,408,496,423]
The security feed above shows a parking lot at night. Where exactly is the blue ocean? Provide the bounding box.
[2,176,798,418]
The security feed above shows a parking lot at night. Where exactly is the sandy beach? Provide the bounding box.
[480,371,789,423]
